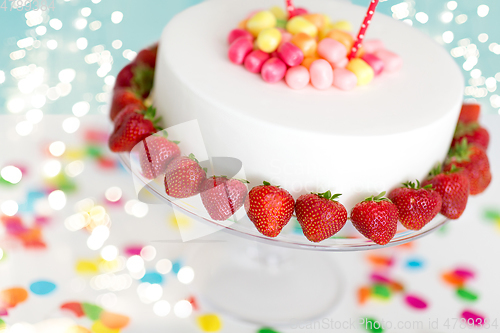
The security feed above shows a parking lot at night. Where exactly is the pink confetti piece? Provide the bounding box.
[0,307,8,316]
[453,268,475,280]
[461,310,485,324]
[124,246,143,256]
[370,273,392,284]
[404,294,428,310]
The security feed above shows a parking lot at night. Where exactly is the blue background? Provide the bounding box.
[0,0,499,116]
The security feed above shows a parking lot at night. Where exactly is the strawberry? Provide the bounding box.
[200,176,248,221]
[387,180,442,230]
[244,181,295,237]
[458,103,480,123]
[110,88,144,120]
[452,121,489,150]
[164,154,206,198]
[109,106,160,152]
[295,191,347,242]
[138,132,181,179]
[422,164,470,219]
[444,139,491,195]
[115,63,135,91]
[135,47,157,68]
[114,63,154,98]
[350,192,398,245]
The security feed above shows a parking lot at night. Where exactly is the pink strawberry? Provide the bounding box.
[200,176,248,221]
[452,121,489,150]
[295,191,347,242]
[164,154,206,198]
[108,106,160,152]
[138,132,181,179]
[244,181,295,237]
[458,103,480,123]
[110,88,144,120]
[422,164,470,219]
[387,180,442,230]
[444,139,491,195]
[350,192,399,245]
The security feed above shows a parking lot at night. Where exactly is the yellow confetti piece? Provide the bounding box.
[91,320,119,333]
[197,314,222,332]
[76,259,99,274]
[64,148,85,160]
[66,325,91,333]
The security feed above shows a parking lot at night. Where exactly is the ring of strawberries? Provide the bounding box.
[109,44,492,246]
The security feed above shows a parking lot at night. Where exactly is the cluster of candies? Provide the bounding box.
[227,6,402,90]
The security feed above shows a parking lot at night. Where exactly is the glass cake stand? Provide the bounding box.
[119,152,448,325]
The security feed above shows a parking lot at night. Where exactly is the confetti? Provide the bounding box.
[60,302,85,317]
[362,318,384,333]
[371,284,391,300]
[82,302,104,321]
[358,286,371,305]
[442,272,465,287]
[453,268,475,280]
[187,295,200,311]
[66,326,91,333]
[0,319,5,329]
[91,320,119,333]
[100,311,130,329]
[141,271,164,285]
[404,294,428,309]
[0,287,28,308]
[456,288,478,301]
[76,259,99,274]
[406,258,424,269]
[461,310,485,325]
[0,307,8,316]
[124,245,143,257]
[29,280,56,295]
[257,328,281,333]
[366,254,393,267]
[388,281,405,293]
[197,314,222,332]
[370,273,391,284]
[172,260,183,274]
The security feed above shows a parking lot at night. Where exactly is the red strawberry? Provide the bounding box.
[200,176,248,221]
[452,121,489,150]
[387,180,442,230]
[135,47,157,68]
[244,181,295,237]
[114,63,154,98]
[422,164,470,219]
[164,154,206,198]
[458,103,480,123]
[295,191,347,242]
[114,63,135,90]
[110,88,144,120]
[350,192,398,245]
[109,106,160,152]
[444,139,491,195]
[138,132,181,179]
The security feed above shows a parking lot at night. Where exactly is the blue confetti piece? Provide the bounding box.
[141,271,164,285]
[406,258,424,269]
[172,260,182,274]
[30,280,56,295]
[18,190,45,213]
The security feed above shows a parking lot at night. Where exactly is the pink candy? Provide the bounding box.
[228,37,254,65]
[277,42,304,67]
[279,31,293,46]
[362,54,384,76]
[227,28,253,45]
[289,7,308,18]
[317,38,347,64]
[309,59,333,90]
[261,58,287,83]
[333,68,357,91]
[285,66,310,89]
[331,57,348,69]
[375,49,402,73]
[244,50,271,73]
[362,39,385,54]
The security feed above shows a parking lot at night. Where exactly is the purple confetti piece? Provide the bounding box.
[370,273,392,284]
[453,268,475,280]
[461,310,485,324]
[405,294,428,310]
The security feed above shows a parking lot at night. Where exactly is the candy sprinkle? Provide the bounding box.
[362,318,384,333]
[100,311,130,329]
[457,288,479,302]
[197,314,222,332]
[82,302,104,321]
[404,294,428,310]
[453,268,475,280]
[258,328,281,333]
[141,271,164,285]
[91,320,119,333]
[461,310,485,325]
[371,284,391,300]
[75,259,99,274]
[406,258,424,269]
[60,302,85,317]
[442,272,465,287]
[29,280,56,295]
[0,287,28,308]
[358,286,371,305]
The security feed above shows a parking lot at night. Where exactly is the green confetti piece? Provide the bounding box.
[82,302,103,321]
[0,177,16,186]
[363,318,384,333]
[371,284,391,299]
[457,288,478,301]
[86,145,103,158]
[0,318,5,328]
[484,209,500,221]
[258,328,280,333]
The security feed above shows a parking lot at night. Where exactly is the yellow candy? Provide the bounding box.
[331,20,352,32]
[286,16,318,38]
[197,314,222,332]
[257,28,282,53]
[319,24,333,40]
[291,33,317,57]
[269,6,287,20]
[303,14,325,30]
[322,14,332,26]
[301,55,320,69]
[346,58,374,86]
[246,11,277,37]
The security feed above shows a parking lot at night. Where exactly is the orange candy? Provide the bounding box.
[301,55,320,69]
[0,287,28,308]
[326,29,354,54]
[291,33,317,57]
[237,19,248,30]
[100,311,130,329]
[303,14,325,30]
